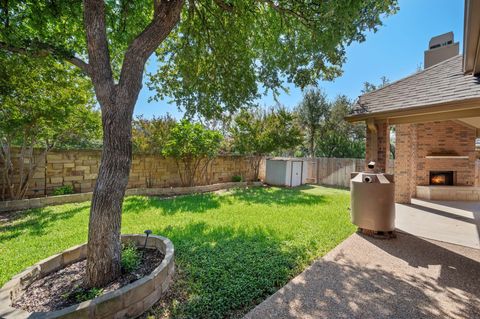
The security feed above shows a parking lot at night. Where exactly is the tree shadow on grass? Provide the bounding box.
[229,185,326,207]
[123,185,327,217]
[143,222,309,319]
[0,204,89,242]
[122,193,224,215]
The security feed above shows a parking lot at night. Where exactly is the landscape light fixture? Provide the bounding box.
[142,229,152,258]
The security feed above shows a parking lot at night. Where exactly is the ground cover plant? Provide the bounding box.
[0,186,354,318]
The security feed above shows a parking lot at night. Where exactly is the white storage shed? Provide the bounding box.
[264,158,307,187]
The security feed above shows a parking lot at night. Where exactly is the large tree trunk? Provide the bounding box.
[82,0,183,288]
[86,103,134,287]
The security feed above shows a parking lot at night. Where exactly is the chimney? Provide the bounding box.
[424,32,459,68]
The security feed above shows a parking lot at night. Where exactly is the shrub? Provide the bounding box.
[52,185,74,196]
[66,286,103,303]
[232,175,243,182]
[121,242,141,273]
[162,120,223,187]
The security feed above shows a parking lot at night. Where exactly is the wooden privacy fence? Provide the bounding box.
[304,157,395,188]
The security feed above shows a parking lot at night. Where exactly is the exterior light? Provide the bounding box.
[142,229,152,258]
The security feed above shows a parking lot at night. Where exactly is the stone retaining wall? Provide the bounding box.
[0,234,174,319]
[1,149,265,200]
[0,182,263,213]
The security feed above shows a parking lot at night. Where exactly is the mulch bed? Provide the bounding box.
[13,248,164,312]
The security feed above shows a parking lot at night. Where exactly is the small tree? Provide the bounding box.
[296,88,330,157]
[0,54,101,200]
[361,76,390,94]
[132,114,176,154]
[132,115,177,187]
[163,120,222,187]
[230,107,302,179]
[314,95,365,158]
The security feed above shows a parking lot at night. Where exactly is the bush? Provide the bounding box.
[64,286,103,303]
[52,185,74,196]
[121,242,141,273]
[232,175,243,182]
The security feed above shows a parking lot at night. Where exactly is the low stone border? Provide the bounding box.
[416,185,480,201]
[0,181,263,213]
[0,234,174,319]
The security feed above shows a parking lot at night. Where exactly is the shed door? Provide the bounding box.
[291,161,302,187]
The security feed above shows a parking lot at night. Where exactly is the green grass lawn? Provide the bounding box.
[0,185,354,318]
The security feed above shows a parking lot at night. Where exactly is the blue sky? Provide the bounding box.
[134,0,464,119]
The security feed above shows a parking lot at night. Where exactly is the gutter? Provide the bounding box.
[344,96,480,123]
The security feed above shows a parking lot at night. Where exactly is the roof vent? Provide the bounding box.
[424,32,459,68]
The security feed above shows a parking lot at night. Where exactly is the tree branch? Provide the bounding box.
[0,41,91,75]
[212,0,233,12]
[260,0,312,28]
[83,0,116,107]
[116,0,184,108]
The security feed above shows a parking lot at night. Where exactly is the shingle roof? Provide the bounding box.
[352,55,480,116]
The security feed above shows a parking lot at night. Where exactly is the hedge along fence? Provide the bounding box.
[0,148,266,200]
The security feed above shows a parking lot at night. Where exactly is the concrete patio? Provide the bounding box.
[245,232,480,319]
[396,199,480,249]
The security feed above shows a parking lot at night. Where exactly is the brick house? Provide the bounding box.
[346,0,480,203]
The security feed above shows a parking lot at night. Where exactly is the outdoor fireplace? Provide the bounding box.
[429,171,454,186]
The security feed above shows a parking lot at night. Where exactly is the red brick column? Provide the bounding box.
[394,124,417,203]
[365,119,390,172]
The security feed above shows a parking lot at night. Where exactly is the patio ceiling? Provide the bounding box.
[458,116,480,129]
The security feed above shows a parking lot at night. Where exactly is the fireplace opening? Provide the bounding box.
[429,171,454,186]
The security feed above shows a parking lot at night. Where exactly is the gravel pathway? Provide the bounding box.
[245,232,480,319]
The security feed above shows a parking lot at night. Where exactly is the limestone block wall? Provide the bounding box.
[1,149,47,198]
[1,149,263,200]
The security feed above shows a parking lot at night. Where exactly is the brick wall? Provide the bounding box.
[415,121,477,186]
[365,120,390,172]
[1,149,262,199]
[394,120,477,203]
[394,124,417,203]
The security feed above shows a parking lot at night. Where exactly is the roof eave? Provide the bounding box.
[345,97,480,123]
[463,0,480,75]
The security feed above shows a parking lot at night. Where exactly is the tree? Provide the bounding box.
[296,88,329,157]
[163,120,222,187]
[314,95,365,158]
[230,107,301,178]
[132,115,177,154]
[0,54,100,200]
[315,131,366,158]
[361,76,390,94]
[0,0,397,287]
